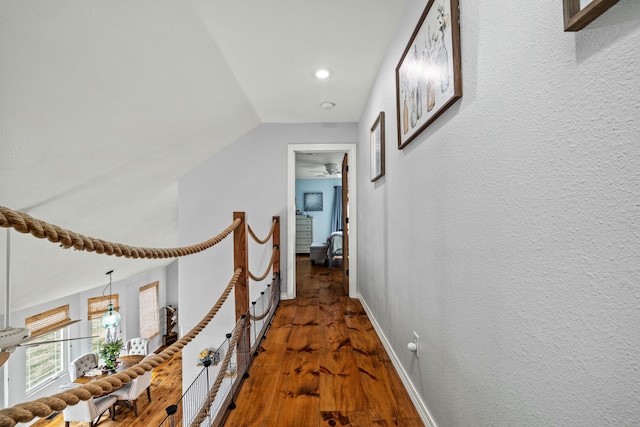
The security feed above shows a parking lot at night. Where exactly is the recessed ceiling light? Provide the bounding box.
[321,102,335,110]
[315,69,331,79]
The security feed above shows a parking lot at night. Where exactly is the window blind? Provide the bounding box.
[139,282,159,339]
[88,294,120,321]
[25,304,78,339]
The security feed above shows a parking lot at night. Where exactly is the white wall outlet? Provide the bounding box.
[407,331,419,358]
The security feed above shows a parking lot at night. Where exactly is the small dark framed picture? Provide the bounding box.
[370,111,385,182]
[304,192,323,211]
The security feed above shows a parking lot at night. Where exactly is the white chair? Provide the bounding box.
[61,394,116,427]
[124,337,149,356]
[110,367,153,416]
[69,352,99,381]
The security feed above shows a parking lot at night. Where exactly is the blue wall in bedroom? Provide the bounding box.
[296,178,341,245]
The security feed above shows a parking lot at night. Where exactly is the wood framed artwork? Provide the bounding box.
[395,0,462,149]
[370,112,385,182]
[563,0,619,31]
[303,192,323,211]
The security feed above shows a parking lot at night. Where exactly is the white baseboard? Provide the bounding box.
[358,294,437,427]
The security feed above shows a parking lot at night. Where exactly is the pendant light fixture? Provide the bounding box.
[101,270,121,329]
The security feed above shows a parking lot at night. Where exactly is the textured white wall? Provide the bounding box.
[358,0,640,425]
[177,123,357,388]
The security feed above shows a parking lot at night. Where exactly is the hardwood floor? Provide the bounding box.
[32,255,423,426]
[31,350,182,427]
[223,255,423,426]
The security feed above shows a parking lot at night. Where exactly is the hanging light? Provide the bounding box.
[101,270,121,329]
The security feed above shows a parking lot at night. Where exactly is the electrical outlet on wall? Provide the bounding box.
[407,331,419,358]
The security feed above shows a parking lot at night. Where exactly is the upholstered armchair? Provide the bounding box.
[124,337,149,356]
[61,394,116,427]
[69,352,99,381]
[110,366,153,416]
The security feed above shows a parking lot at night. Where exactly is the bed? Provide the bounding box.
[326,231,343,269]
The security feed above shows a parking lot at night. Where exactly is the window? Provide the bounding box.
[88,294,119,351]
[24,305,75,391]
[139,282,159,339]
[90,318,108,353]
[25,330,64,391]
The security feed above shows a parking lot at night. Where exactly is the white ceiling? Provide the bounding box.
[296,152,346,179]
[0,0,406,313]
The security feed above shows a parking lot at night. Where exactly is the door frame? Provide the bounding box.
[286,143,357,300]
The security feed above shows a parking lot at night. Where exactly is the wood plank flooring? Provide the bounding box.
[31,350,182,427]
[223,255,423,426]
[32,255,423,426]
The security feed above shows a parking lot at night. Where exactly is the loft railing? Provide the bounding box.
[158,274,280,427]
[0,206,281,427]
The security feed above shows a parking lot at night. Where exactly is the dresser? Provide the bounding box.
[296,216,313,254]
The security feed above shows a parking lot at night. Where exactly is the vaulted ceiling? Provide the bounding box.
[0,0,406,312]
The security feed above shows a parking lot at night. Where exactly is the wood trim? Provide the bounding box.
[140,281,159,292]
[233,212,249,320]
[272,216,280,280]
[370,112,385,182]
[563,0,619,31]
[342,153,349,295]
[233,212,250,371]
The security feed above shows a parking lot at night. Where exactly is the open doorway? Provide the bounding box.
[286,144,357,300]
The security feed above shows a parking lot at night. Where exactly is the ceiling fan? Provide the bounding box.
[308,163,342,177]
[0,229,95,367]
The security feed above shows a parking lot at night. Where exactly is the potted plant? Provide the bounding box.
[99,339,123,372]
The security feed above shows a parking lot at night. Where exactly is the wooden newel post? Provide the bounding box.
[233,212,249,321]
[272,216,280,281]
[233,212,251,372]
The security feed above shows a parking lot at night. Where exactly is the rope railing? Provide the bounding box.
[0,267,244,427]
[247,218,278,245]
[249,279,279,322]
[246,217,279,282]
[160,274,281,427]
[0,208,281,426]
[0,205,241,259]
[189,316,246,427]
[248,245,279,282]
